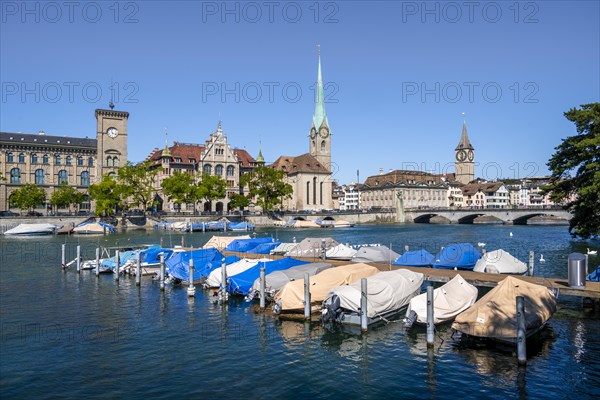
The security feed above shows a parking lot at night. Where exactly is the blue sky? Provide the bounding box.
[1,0,598,184]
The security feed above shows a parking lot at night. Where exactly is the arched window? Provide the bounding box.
[77,157,83,166]
[313,177,317,205]
[18,153,25,163]
[35,169,45,185]
[215,164,223,176]
[81,171,90,186]
[66,156,72,165]
[306,181,310,204]
[113,157,119,167]
[57,170,68,184]
[108,172,116,179]
[320,182,323,205]
[106,156,112,167]
[43,154,49,164]
[31,154,38,164]
[6,152,13,162]
[203,164,212,175]
[10,168,21,184]
[226,165,235,177]
[321,141,326,152]
[88,157,94,166]
[55,155,61,165]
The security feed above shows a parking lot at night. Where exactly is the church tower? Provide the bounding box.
[96,106,129,179]
[455,119,475,184]
[309,47,331,172]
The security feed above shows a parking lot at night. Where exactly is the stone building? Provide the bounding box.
[0,108,128,212]
[455,121,475,184]
[462,182,509,209]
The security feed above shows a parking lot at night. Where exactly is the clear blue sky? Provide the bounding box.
[1,1,598,184]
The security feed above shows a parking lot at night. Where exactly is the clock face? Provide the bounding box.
[310,129,316,139]
[467,150,474,161]
[456,150,467,162]
[320,128,329,138]
[107,127,118,138]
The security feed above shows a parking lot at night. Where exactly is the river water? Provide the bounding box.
[1,224,599,399]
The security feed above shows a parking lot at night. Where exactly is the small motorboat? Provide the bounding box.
[3,223,57,235]
[473,249,528,274]
[72,222,116,234]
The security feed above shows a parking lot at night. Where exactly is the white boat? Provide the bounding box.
[286,237,339,258]
[322,269,424,326]
[403,274,478,327]
[202,234,251,250]
[473,249,528,274]
[325,244,357,260]
[204,258,269,288]
[3,223,57,235]
[72,222,116,234]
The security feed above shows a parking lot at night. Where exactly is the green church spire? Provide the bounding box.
[312,45,328,130]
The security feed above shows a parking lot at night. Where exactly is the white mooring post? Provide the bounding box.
[220,258,228,303]
[181,236,185,248]
[303,273,311,320]
[114,250,120,281]
[528,251,535,277]
[135,250,141,286]
[360,278,368,331]
[159,254,165,291]
[259,265,266,310]
[76,245,81,273]
[426,285,435,347]
[187,259,196,297]
[95,247,100,277]
[61,244,66,270]
[404,245,409,252]
[516,296,527,365]
[160,237,163,247]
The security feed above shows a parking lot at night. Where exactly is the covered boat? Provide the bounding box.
[203,235,251,250]
[224,237,274,252]
[247,262,333,301]
[247,241,281,254]
[452,276,557,343]
[227,257,309,296]
[205,258,269,288]
[473,249,528,274]
[352,245,400,264]
[72,221,116,234]
[286,237,339,258]
[588,266,600,282]
[433,243,481,270]
[393,249,435,267]
[271,243,298,255]
[166,248,239,282]
[229,222,255,231]
[100,250,138,273]
[3,223,57,235]
[322,269,424,326]
[273,263,379,314]
[326,244,357,261]
[404,274,478,327]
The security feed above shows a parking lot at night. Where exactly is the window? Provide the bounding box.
[226,165,235,177]
[215,164,223,176]
[31,154,38,164]
[175,158,182,163]
[203,164,212,175]
[81,171,90,186]
[7,152,13,162]
[43,154,49,164]
[321,141,326,152]
[108,172,116,179]
[66,156,72,166]
[55,155,61,165]
[320,182,323,205]
[35,169,45,185]
[88,157,94,167]
[10,168,21,183]
[113,157,119,167]
[306,181,310,204]
[18,153,25,163]
[227,180,235,187]
[313,177,317,205]
[77,157,83,166]
[58,170,68,184]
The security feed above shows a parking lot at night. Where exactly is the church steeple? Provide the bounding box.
[162,129,171,157]
[312,45,328,130]
[456,120,474,150]
[309,45,331,172]
[455,116,475,184]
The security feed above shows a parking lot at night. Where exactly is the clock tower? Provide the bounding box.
[309,47,331,172]
[96,107,129,179]
[455,120,474,184]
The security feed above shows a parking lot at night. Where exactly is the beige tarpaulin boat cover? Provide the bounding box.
[286,237,339,258]
[249,262,333,298]
[291,220,320,228]
[274,263,378,312]
[203,235,251,250]
[473,249,528,274]
[406,274,478,324]
[205,258,269,287]
[452,275,557,342]
[324,269,424,318]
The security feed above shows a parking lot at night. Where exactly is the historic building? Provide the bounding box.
[455,121,475,184]
[462,182,509,209]
[270,50,334,211]
[0,107,128,212]
[146,122,259,213]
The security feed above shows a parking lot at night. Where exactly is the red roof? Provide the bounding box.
[147,142,256,167]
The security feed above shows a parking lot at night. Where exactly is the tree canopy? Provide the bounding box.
[117,161,161,212]
[10,184,46,212]
[89,174,130,216]
[228,193,250,210]
[544,103,600,239]
[161,172,197,210]
[241,166,293,211]
[50,183,84,211]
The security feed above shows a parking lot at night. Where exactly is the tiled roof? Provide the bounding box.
[269,153,329,174]
[0,132,96,148]
[462,182,504,196]
[363,170,446,188]
[147,142,256,167]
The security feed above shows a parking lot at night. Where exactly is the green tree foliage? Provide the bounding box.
[117,161,161,212]
[228,193,250,210]
[544,103,600,238]
[241,166,293,211]
[11,184,46,212]
[50,182,84,212]
[89,174,129,217]
[161,172,197,211]
[197,174,227,204]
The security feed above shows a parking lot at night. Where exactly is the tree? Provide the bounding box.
[117,161,161,212]
[241,166,293,211]
[161,172,197,212]
[50,183,84,212]
[196,174,227,210]
[10,184,46,212]
[544,103,600,239]
[89,174,129,217]
[228,193,250,210]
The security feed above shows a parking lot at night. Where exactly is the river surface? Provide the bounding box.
[1,224,599,399]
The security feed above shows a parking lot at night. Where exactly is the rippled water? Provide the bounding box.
[1,224,599,399]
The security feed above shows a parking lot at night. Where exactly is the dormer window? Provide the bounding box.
[175,157,182,163]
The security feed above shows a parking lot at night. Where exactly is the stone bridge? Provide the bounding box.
[403,207,571,225]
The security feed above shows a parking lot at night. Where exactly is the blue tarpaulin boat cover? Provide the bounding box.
[229,222,255,231]
[140,247,174,264]
[227,257,309,295]
[225,237,274,252]
[166,248,240,281]
[247,241,281,254]
[433,243,481,270]
[393,249,435,267]
[101,250,138,270]
[588,267,600,282]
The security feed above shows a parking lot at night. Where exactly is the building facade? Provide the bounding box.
[339,183,361,210]
[455,121,475,184]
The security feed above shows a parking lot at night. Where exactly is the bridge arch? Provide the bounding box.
[457,214,485,224]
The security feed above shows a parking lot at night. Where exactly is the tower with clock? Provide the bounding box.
[309,45,331,172]
[95,106,129,179]
[455,120,474,184]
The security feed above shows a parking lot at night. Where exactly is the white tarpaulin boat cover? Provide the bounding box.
[72,222,116,234]
[3,223,57,235]
[352,245,400,264]
[291,219,320,228]
[324,269,424,319]
[473,249,528,274]
[286,237,339,258]
[452,276,557,343]
[406,274,478,324]
[249,262,333,298]
[203,235,251,250]
[326,244,357,260]
[274,263,378,312]
[271,243,298,255]
[205,258,269,287]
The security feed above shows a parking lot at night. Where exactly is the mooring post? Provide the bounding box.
[61,243,66,270]
[95,247,100,277]
[321,239,326,260]
[114,250,120,281]
[404,245,409,252]
[259,265,266,310]
[223,221,227,232]
[516,295,527,365]
[181,236,185,248]
[187,258,195,297]
[160,237,163,247]
[76,245,81,273]
[135,250,141,286]
[528,251,535,277]
[159,254,165,291]
[360,278,368,331]
[303,273,311,320]
[220,257,228,303]
[426,285,435,347]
